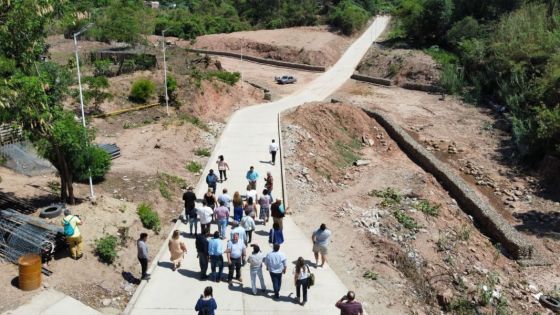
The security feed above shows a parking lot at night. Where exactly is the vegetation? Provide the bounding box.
[155,172,187,199]
[415,199,440,216]
[195,148,211,157]
[370,187,403,207]
[363,270,379,280]
[394,209,419,230]
[332,139,361,167]
[177,113,210,131]
[191,69,241,87]
[130,78,156,103]
[137,203,161,233]
[395,0,560,163]
[95,235,118,264]
[186,161,203,173]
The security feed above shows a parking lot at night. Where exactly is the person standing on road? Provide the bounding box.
[230,221,247,245]
[312,223,332,268]
[214,200,230,239]
[218,188,232,210]
[62,209,83,260]
[226,232,246,285]
[182,186,197,223]
[269,139,279,165]
[204,188,217,211]
[195,233,209,279]
[197,200,214,236]
[268,222,284,246]
[208,231,225,282]
[168,230,187,271]
[206,169,219,193]
[137,232,150,280]
[232,191,243,223]
[264,171,274,199]
[245,184,258,205]
[271,198,288,230]
[246,166,259,190]
[258,189,272,224]
[244,196,257,217]
[216,155,230,183]
[294,257,311,306]
[264,243,287,299]
[335,291,363,315]
[247,244,266,295]
[195,286,217,315]
[240,213,256,244]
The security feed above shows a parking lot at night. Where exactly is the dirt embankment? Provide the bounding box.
[282,103,556,315]
[356,44,440,86]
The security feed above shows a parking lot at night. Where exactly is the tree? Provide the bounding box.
[81,76,112,114]
[90,0,154,45]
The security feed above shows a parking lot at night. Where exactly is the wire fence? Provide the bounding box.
[0,141,56,176]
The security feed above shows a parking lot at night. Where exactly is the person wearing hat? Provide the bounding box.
[206,169,219,193]
[61,209,83,259]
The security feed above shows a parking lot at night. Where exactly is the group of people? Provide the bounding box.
[133,138,364,314]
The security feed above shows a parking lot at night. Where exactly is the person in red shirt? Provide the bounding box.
[335,291,363,315]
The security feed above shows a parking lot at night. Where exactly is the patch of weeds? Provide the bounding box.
[155,172,187,199]
[186,161,202,173]
[415,200,440,217]
[137,203,161,233]
[478,285,492,306]
[457,225,471,241]
[123,121,133,129]
[331,139,361,168]
[392,251,434,304]
[371,187,402,207]
[177,112,210,132]
[394,210,419,230]
[195,148,211,157]
[117,226,130,247]
[158,181,172,200]
[47,181,60,197]
[386,61,402,77]
[449,296,477,315]
[436,234,453,252]
[158,172,187,188]
[95,235,118,264]
[363,270,378,280]
[122,119,153,129]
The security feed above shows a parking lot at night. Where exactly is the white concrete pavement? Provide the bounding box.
[3,290,101,315]
[126,16,390,315]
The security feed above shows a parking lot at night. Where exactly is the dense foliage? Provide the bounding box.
[130,78,156,103]
[95,234,118,264]
[395,0,560,162]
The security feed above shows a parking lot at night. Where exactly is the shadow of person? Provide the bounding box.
[255,230,269,236]
[122,271,140,285]
[259,160,272,165]
[178,268,206,280]
[157,261,175,270]
[290,258,315,267]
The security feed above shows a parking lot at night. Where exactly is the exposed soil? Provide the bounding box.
[356,43,440,86]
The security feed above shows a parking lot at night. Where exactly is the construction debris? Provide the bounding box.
[98,143,121,159]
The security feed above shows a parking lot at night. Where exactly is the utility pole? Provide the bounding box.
[73,23,95,199]
[162,30,170,116]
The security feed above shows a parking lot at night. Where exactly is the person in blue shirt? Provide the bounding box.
[208,231,224,282]
[268,222,284,245]
[206,169,219,193]
[195,286,217,315]
[245,166,259,190]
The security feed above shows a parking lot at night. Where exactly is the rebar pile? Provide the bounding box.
[0,209,62,264]
[98,143,121,159]
[0,193,36,214]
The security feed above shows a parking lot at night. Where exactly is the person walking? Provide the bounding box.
[197,200,214,236]
[61,209,83,260]
[214,200,230,239]
[240,213,256,244]
[206,169,219,193]
[269,139,279,165]
[246,166,259,190]
[137,233,150,280]
[230,221,247,245]
[208,231,224,282]
[168,230,187,271]
[270,198,288,230]
[335,291,363,315]
[245,184,258,204]
[244,197,257,217]
[204,188,217,210]
[187,203,199,236]
[264,243,287,299]
[232,191,243,223]
[195,233,209,279]
[268,222,284,246]
[226,232,246,284]
[195,286,218,315]
[216,155,230,182]
[258,189,272,224]
[247,244,266,295]
[294,257,311,305]
[264,171,273,199]
[217,188,232,210]
[182,186,196,223]
[312,223,332,268]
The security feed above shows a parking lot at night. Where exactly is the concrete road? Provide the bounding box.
[125,16,390,315]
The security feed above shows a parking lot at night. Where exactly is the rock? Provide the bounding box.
[528,284,538,293]
[102,299,112,306]
[353,160,371,166]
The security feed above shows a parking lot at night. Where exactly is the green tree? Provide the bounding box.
[82,76,112,114]
[130,78,155,103]
[328,0,370,35]
[90,0,154,45]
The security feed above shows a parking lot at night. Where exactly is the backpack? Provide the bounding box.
[63,216,75,237]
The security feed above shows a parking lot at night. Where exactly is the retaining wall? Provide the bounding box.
[187,48,326,72]
[350,73,392,86]
[364,109,534,260]
[401,81,442,93]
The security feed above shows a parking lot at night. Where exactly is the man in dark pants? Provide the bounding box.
[264,243,287,299]
[182,186,196,223]
[269,139,279,165]
[208,231,224,282]
[206,169,219,194]
[137,233,150,280]
[195,233,209,279]
[226,232,246,284]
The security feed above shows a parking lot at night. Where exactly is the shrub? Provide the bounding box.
[137,203,161,233]
[94,60,113,77]
[186,161,202,173]
[394,210,419,230]
[129,78,155,103]
[195,148,211,157]
[328,0,369,35]
[95,235,118,264]
[370,187,402,207]
[415,200,440,216]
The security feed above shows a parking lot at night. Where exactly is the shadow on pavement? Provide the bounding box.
[122,271,141,284]
[178,268,206,280]
[157,261,175,270]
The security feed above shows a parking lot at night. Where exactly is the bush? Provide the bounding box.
[186,161,202,173]
[328,0,369,35]
[370,187,402,207]
[137,203,161,233]
[415,200,440,216]
[195,148,211,157]
[129,78,155,103]
[95,235,118,264]
[394,210,418,230]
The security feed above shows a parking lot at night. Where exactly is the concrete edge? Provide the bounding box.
[350,73,392,86]
[363,109,535,260]
[186,48,326,72]
[278,113,289,208]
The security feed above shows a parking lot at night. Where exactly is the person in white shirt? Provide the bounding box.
[264,243,287,299]
[230,222,247,245]
[247,244,266,295]
[196,200,214,236]
[225,233,246,284]
[312,223,332,267]
[293,256,311,305]
[269,139,279,165]
[240,214,256,244]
